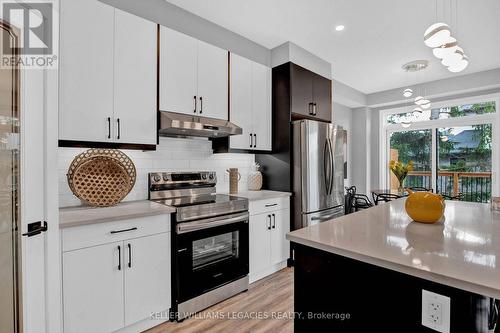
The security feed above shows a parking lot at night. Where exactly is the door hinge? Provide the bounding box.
[22,221,48,237]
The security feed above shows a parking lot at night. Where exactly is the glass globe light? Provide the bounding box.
[441,48,465,67]
[403,88,413,98]
[448,55,469,73]
[401,121,412,128]
[432,38,458,59]
[424,23,451,48]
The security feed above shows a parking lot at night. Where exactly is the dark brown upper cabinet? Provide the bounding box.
[290,63,332,122]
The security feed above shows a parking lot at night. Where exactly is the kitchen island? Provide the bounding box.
[287,199,500,332]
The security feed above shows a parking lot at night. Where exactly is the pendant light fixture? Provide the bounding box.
[424,0,468,73]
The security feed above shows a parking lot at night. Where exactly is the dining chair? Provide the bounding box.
[407,186,433,192]
[373,193,400,205]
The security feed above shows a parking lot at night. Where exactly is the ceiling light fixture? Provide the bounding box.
[401,121,412,128]
[424,0,468,73]
[403,88,413,98]
[335,25,345,31]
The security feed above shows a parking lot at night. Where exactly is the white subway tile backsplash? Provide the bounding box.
[58,137,255,207]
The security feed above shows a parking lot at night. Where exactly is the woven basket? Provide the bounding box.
[67,149,136,207]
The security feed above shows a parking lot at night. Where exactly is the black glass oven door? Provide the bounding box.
[176,221,249,302]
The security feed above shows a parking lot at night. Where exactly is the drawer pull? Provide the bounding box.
[213,272,223,278]
[265,203,278,207]
[110,227,138,234]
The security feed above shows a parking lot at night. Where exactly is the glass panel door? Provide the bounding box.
[389,129,432,190]
[0,22,20,333]
[437,125,493,202]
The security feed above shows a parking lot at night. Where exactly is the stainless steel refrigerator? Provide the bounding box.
[292,120,344,229]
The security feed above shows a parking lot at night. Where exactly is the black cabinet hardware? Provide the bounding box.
[107,117,111,139]
[253,134,257,148]
[110,227,137,234]
[308,102,313,115]
[312,103,317,116]
[127,243,132,268]
[116,118,121,139]
[272,214,276,229]
[199,96,203,114]
[117,245,121,271]
[249,133,253,147]
[267,215,271,230]
[193,96,197,113]
[265,203,277,207]
[22,221,48,237]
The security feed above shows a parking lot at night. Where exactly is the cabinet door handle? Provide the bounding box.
[116,118,121,140]
[107,117,111,139]
[267,215,271,230]
[127,243,132,268]
[117,245,121,271]
[193,96,197,113]
[308,103,313,115]
[249,133,253,148]
[272,214,276,229]
[313,103,317,116]
[265,203,277,207]
[199,96,203,114]
[253,134,257,148]
[110,227,137,234]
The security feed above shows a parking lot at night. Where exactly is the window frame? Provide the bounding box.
[379,93,500,197]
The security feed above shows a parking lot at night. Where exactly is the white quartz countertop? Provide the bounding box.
[221,190,292,201]
[287,199,500,299]
[59,200,176,229]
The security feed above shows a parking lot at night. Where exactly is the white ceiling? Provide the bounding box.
[165,0,500,94]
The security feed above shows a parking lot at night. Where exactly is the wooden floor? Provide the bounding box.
[147,268,294,333]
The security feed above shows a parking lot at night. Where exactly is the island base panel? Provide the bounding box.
[293,243,498,332]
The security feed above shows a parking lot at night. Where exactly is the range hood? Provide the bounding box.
[159,111,242,138]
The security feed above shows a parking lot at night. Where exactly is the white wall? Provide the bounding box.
[333,102,352,187]
[58,137,255,207]
[350,107,371,194]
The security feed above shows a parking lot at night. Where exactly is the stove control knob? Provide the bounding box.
[163,174,169,181]
[209,174,215,180]
[202,174,207,180]
[153,175,161,182]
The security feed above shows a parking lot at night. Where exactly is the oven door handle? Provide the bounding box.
[176,212,249,234]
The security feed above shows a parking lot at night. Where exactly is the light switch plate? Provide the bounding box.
[422,290,450,333]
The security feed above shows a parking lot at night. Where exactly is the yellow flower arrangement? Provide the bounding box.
[389,160,414,191]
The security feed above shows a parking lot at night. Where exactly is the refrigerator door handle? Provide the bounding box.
[328,138,335,195]
[323,139,330,195]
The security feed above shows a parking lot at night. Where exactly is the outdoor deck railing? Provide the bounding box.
[404,171,492,203]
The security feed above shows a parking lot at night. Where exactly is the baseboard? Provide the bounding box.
[249,261,288,284]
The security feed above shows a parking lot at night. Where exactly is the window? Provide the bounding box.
[387,101,496,125]
[381,97,498,203]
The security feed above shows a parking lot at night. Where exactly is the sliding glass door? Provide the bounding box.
[383,98,498,203]
[437,125,492,202]
[389,129,432,189]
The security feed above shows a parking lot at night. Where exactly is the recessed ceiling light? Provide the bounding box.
[335,25,345,32]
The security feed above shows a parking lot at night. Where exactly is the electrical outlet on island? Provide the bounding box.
[421,290,450,333]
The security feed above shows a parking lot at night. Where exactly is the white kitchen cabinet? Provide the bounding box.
[251,61,272,150]
[159,26,229,119]
[61,215,171,333]
[270,209,290,265]
[229,53,272,151]
[159,26,198,116]
[124,233,171,326]
[249,213,272,276]
[113,9,157,145]
[59,0,114,142]
[59,0,157,146]
[63,242,124,333]
[229,54,253,149]
[249,197,290,283]
[197,40,229,119]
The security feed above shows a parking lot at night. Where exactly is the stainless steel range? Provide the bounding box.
[149,171,249,321]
